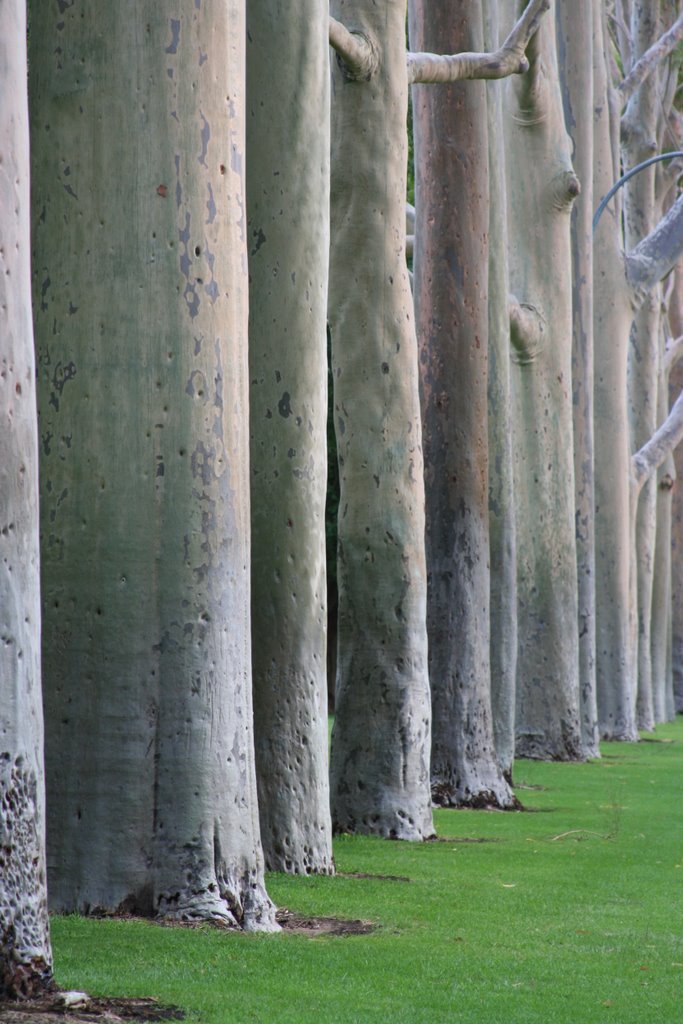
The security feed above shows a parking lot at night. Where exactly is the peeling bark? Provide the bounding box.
[0,0,53,995]
[30,0,275,929]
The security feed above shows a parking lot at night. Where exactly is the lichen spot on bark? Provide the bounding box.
[0,754,52,1000]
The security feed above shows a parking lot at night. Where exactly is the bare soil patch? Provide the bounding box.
[425,835,502,844]
[275,908,374,936]
[0,996,183,1024]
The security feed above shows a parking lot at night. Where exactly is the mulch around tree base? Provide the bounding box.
[0,996,184,1024]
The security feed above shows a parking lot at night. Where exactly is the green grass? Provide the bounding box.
[52,718,683,1023]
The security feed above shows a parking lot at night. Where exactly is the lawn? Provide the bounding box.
[51,718,683,1023]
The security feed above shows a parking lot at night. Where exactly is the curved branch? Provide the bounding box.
[632,388,683,493]
[407,0,549,85]
[625,192,683,307]
[618,12,683,104]
[329,16,379,81]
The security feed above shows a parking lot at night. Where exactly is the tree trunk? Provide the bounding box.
[623,0,662,732]
[592,0,640,740]
[30,0,276,929]
[246,0,333,875]
[0,0,54,997]
[484,0,518,779]
[409,0,515,807]
[557,0,600,757]
[505,2,583,760]
[328,0,433,840]
[669,259,683,713]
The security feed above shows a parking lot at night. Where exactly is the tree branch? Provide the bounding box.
[632,388,683,492]
[329,16,379,81]
[406,0,549,85]
[664,334,683,373]
[509,295,546,365]
[625,192,683,307]
[618,12,683,104]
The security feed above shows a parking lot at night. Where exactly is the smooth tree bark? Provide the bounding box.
[504,1,584,759]
[246,0,333,874]
[669,258,683,713]
[327,0,433,840]
[0,0,54,997]
[409,0,515,807]
[557,0,600,758]
[30,0,276,929]
[484,0,518,779]
[623,0,662,732]
[592,0,640,740]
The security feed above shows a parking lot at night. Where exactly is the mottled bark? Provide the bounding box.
[623,0,663,732]
[30,0,275,929]
[409,0,515,807]
[505,3,583,760]
[484,0,518,778]
[247,0,333,875]
[558,0,600,757]
[592,0,639,740]
[328,0,433,840]
[406,0,548,84]
[0,0,53,996]
[669,259,683,713]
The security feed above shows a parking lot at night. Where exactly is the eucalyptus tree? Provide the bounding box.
[623,0,666,732]
[669,261,683,713]
[408,0,548,806]
[327,1,545,822]
[0,0,53,996]
[592,0,683,736]
[327,0,433,838]
[247,0,333,874]
[592,0,640,740]
[557,0,600,758]
[30,0,276,929]
[504,0,584,760]
[484,0,518,779]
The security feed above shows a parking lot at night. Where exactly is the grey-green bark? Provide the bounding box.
[669,261,683,713]
[246,0,333,875]
[592,0,639,740]
[409,0,515,808]
[557,0,600,758]
[0,0,54,997]
[505,2,583,760]
[328,0,433,840]
[30,0,276,929]
[623,0,662,732]
[484,0,517,779]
